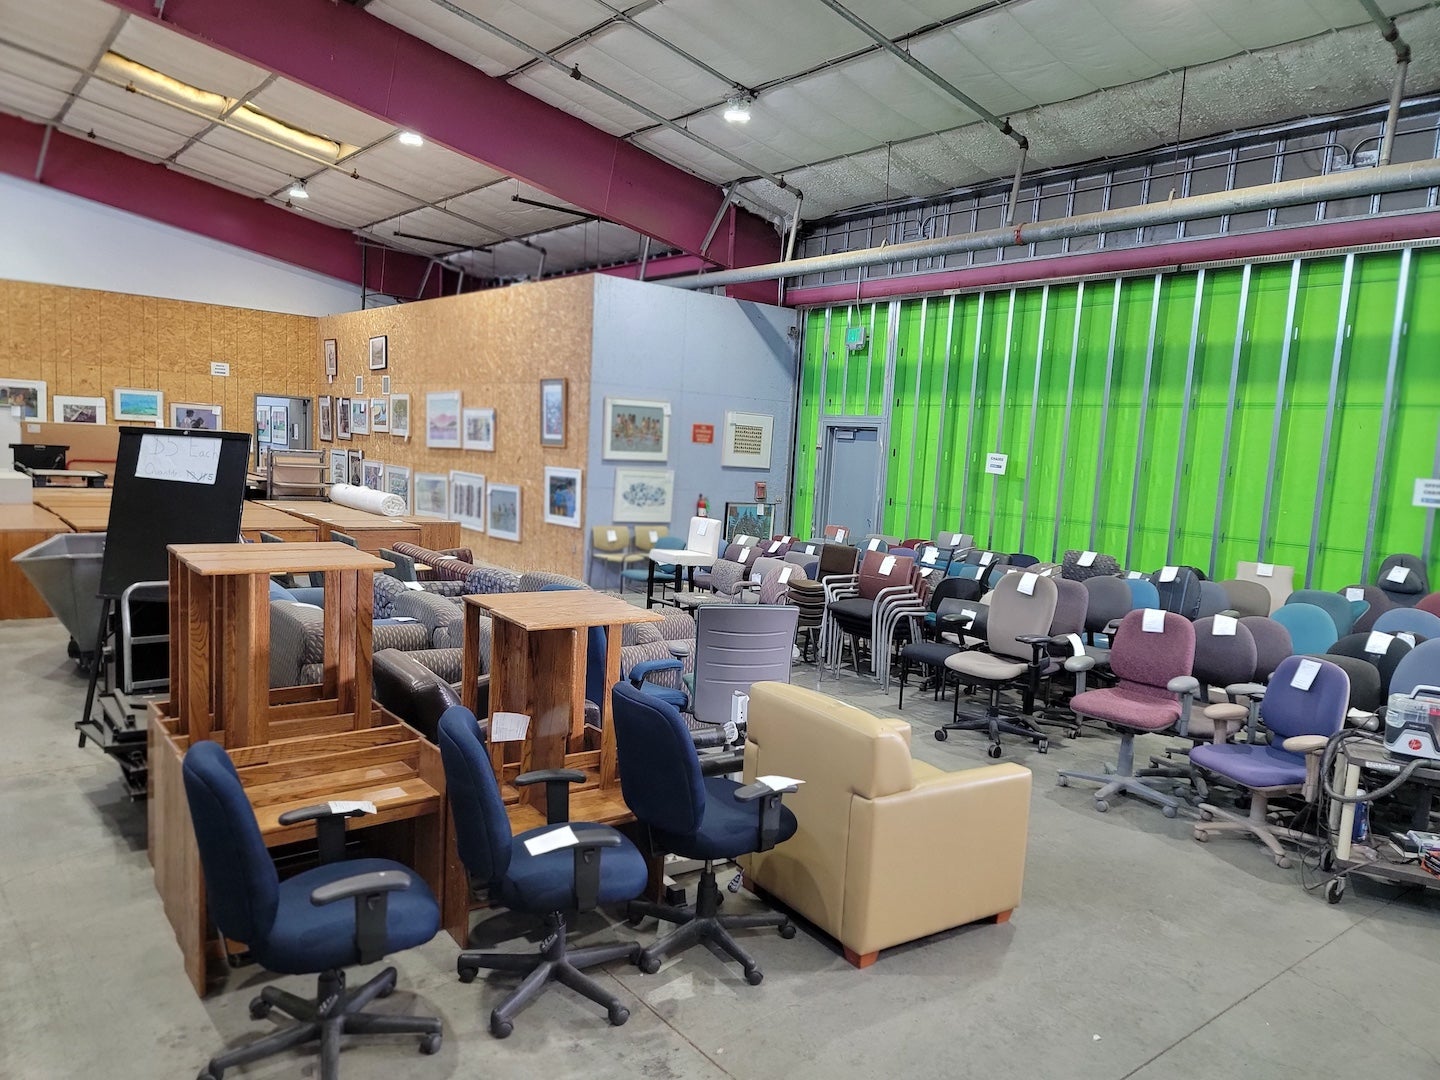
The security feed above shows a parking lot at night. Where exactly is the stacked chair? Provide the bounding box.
[823,548,917,680]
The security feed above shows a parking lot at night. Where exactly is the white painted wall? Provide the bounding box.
[0,175,366,316]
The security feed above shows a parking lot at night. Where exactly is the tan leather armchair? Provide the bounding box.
[741,681,1031,968]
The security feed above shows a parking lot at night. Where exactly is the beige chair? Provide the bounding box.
[741,682,1031,968]
[1233,560,1296,614]
[590,524,631,588]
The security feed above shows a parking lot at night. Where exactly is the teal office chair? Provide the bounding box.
[620,534,684,598]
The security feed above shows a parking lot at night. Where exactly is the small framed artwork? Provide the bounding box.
[256,406,271,443]
[384,464,411,513]
[449,471,486,532]
[721,410,775,469]
[350,397,370,436]
[324,338,338,378]
[414,473,448,517]
[540,378,566,448]
[381,375,391,394]
[612,467,674,523]
[54,395,106,424]
[543,467,582,528]
[361,459,384,491]
[355,375,364,395]
[371,396,389,433]
[336,397,352,440]
[0,378,47,419]
[602,396,669,461]
[488,483,521,542]
[270,406,288,445]
[462,407,495,451]
[113,387,162,423]
[171,403,222,430]
[426,391,461,449]
[347,449,364,486]
[390,393,410,439]
[318,395,333,442]
[329,448,347,485]
[724,501,776,542]
[369,334,388,370]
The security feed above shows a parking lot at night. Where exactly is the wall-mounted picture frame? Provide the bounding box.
[318,395,333,442]
[336,397,352,440]
[721,410,775,469]
[462,407,495,452]
[488,483,521,542]
[256,406,271,443]
[390,393,410,439]
[540,378,566,448]
[53,395,106,424]
[113,387,163,423]
[611,467,675,523]
[371,396,389,433]
[381,375,391,394]
[603,396,669,461]
[323,338,338,378]
[384,464,411,513]
[449,471,486,532]
[270,406,288,445]
[361,459,385,492]
[0,378,46,419]
[426,391,461,449]
[355,375,364,395]
[350,397,370,436]
[369,334,388,371]
[543,466,582,528]
[347,448,364,487]
[329,448,347,485]
[724,501,776,542]
[414,473,448,517]
[171,403,222,430]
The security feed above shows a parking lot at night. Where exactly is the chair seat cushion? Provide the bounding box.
[639,682,688,708]
[653,776,798,861]
[945,650,1028,683]
[1189,743,1306,789]
[1070,684,1180,731]
[828,597,875,629]
[901,640,961,667]
[259,858,440,974]
[499,826,649,913]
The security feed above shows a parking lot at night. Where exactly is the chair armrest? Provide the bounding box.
[310,869,412,965]
[278,803,371,826]
[569,825,627,912]
[1168,676,1200,695]
[516,768,586,824]
[667,640,693,658]
[310,869,410,906]
[629,657,684,685]
[1282,735,1329,754]
[1226,681,1267,700]
[1064,654,1096,673]
[278,803,371,864]
[734,781,796,853]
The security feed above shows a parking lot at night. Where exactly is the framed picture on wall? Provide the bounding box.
[347,449,364,486]
[336,397,351,440]
[318,396,333,442]
[414,473,448,517]
[369,335,388,371]
[721,410,774,469]
[462,407,494,451]
[324,338,338,378]
[390,394,410,439]
[540,379,566,448]
[361,459,384,491]
[724,501,776,542]
[488,483,521,542]
[611,467,674,523]
[543,467,582,528]
[382,375,391,394]
[426,391,461,449]
[350,397,370,436]
[270,406,288,445]
[371,396,389,433]
[54,396,106,423]
[256,406,271,443]
[113,388,162,423]
[329,449,347,485]
[384,464,411,513]
[171,403,222,430]
[0,379,46,419]
[602,396,669,461]
[449,471,486,532]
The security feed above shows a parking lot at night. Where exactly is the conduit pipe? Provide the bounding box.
[662,157,1440,291]
[1356,0,1413,166]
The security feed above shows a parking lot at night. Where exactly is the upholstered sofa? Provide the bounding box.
[741,681,1031,968]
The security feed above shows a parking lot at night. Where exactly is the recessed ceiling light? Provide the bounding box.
[398,131,424,147]
[288,180,309,199]
[723,94,753,124]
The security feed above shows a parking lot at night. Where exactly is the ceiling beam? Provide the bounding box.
[100,0,780,268]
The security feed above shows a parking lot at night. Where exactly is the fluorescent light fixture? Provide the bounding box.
[723,94,753,124]
[288,180,309,200]
[398,131,424,147]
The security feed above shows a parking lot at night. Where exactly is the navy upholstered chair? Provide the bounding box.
[181,741,442,1080]
[611,683,798,983]
[437,705,647,1038]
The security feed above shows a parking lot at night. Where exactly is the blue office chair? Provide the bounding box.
[1123,576,1161,611]
[1272,602,1339,656]
[437,706,647,1038]
[619,534,685,595]
[182,741,442,1080]
[1374,606,1440,639]
[610,683,798,983]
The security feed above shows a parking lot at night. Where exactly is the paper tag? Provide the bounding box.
[294,602,323,610]
[961,608,978,629]
[1212,614,1238,636]
[1127,571,1143,579]
[749,569,763,582]
[738,546,752,563]
[1398,632,1417,647]
[1142,608,1166,633]
[1345,587,1364,602]
[805,544,816,555]
[1078,550,1097,567]
[524,825,579,856]
[389,616,417,623]
[606,529,618,543]
[1364,630,1395,655]
[1159,565,1178,582]
[697,520,711,535]
[1387,564,1410,583]
[648,530,659,543]
[1066,633,1085,656]
[1290,657,1321,691]
[436,554,456,560]
[767,541,782,553]
[879,555,896,576]
[731,690,748,728]
[918,566,934,577]
[835,528,847,542]
[921,548,937,565]
[723,720,739,743]
[1347,707,1373,720]
[1256,563,1274,578]
[402,581,423,590]
[490,711,531,742]
[868,538,881,551]
[327,800,376,815]
[979,552,993,566]
[778,566,793,584]
[1017,572,1038,596]
[756,775,805,791]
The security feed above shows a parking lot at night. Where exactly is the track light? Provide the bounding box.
[723,94,753,124]
[398,131,424,147]
[288,179,309,199]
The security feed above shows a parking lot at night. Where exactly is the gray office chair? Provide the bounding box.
[380,547,419,582]
[690,604,800,734]
[331,530,359,549]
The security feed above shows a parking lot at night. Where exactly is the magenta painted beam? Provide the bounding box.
[0,113,434,299]
[782,212,1440,306]
[104,0,780,269]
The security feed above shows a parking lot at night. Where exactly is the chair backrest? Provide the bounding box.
[856,549,906,600]
[1196,580,1230,619]
[732,534,760,548]
[936,531,973,551]
[783,549,820,577]
[331,530,359,548]
[691,605,800,722]
[759,562,806,605]
[611,682,706,836]
[1149,567,1202,619]
[823,524,851,544]
[1390,638,1440,696]
[750,556,790,581]
[1082,576,1133,635]
[182,741,279,947]
[1374,607,1440,639]
[1192,616,1259,691]
[1109,609,1196,691]
[1288,589,1363,637]
[259,531,285,544]
[1061,549,1121,581]
[685,515,723,557]
[1240,616,1294,683]
[985,572,1059,661]
[759,538,791,558]
[720,541,748,562]
[1233,560,1294,613]
[860,536,889,554]
[1260,656,1349,742]
[1271,603,1338,656]
[964,548,1007,569]
[706,557,749,597]
[380,547,418,582]
[929,576,983,611]
[1218,579,1272,619]
[1377,553,1428,605]
[1009,553,1040,569]
[632,526,667,554]
[789,579,827,624]
[650,534,685,569]
[1328,631,1412,697]
[1416,591,1440,618]
[437,705,514,887]
[1050,578,1089,636]
[1340,583,1392,634]
[592,525,630,554]
[818,542,858,580]
[1123,576,1160,611]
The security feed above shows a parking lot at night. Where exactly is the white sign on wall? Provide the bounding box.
[721,411,774,469]
[210,361,230,377]
[985,453,1009,476]
[1414,478,1440,509]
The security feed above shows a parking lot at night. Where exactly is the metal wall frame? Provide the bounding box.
[1362,246,1413,581]
[1257,261,1303,560]
[1165,268,1207,565]
[1123,275,1164,569]
[1304,253,1357,588]
[1052,280,1085,562]
[1088,281,1123,549]
[928,296,956,537]
[1209,263,1253,576]
[1017,284,1050,553]
[988,289,1019,548]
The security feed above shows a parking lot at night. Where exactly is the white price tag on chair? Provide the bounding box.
[435,554,456,560]
[1364,631,1395,655]
[767,541,782,553]
[1290,658,1321,691]
[835,528,847,542]
[1127,570,1143,579]
[756,775,805,792]
[1159,566,1178,582]
[1017,572,1038,596]
[1066,633,1086,656]
[1387,564,1410,583]
[1345,587,1364,601]
[490,712,531,742]
[1398,632,1417,647]
[697,520,711,535]
[402,581,423,590]
[1142,608,1166,633]
[961,608,978,629]
[979,551,993,565]
[868,538,881,551]
[606,529,618,543]
[778,567,793,584]
[327,801,376,815]
[921,548,937,565]
[918,566,934,578]
[649,531,660,544]
[1212,614,1238,636]
[1255,563,1274,578]
[524,826,579,856]
[1078,550,1097,567]
[738,547,752,563]
[805,544,816,555]
[879,555,896,576]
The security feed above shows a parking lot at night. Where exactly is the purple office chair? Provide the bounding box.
[1056,609,1197,817]
[1190,655,1349,867]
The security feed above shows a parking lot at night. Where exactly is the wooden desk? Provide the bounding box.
[0,504,73,619]
[24,468,109,487]
[34,489,318,542]
[258,500,423,555]
[238,502,319,543]
[462,591,660,823]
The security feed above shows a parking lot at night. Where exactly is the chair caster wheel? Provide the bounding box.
[248,997,271,1021]
[1102,763,1116,775]
[608,1006,630,1027]
[934,729,948,741]
[1162,805,1178,819]
[626,912,646,927]
[419,1032,442,1055]
[778,921,796,939]
[1093,799,1109,813]
[1199,809,1213,822]
[490,1015,513,1039]
[1056,774,1069,787]
[986,744,1003,759]
[638,954,661,975]
[744,967,764,986]
[1325,878,1345,904]
[457,964,478,984]
[1194,829,1209,842]
[197,1070,222,1080]
[1275,855,1292,869]
[1319,848,1336,872]
[1037,742,1049,754]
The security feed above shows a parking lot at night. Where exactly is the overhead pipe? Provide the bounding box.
[1356,0,1413,166]
[662,157,1440,291]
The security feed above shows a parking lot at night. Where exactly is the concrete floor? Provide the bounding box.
[3,615,1437,1080]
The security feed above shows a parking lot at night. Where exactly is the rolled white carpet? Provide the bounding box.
[329,483,405,517]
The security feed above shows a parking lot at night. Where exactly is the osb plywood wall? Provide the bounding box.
[0,279,316,430]
[317,275,593,577]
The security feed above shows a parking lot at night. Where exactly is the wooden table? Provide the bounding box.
[237,501,320,542]
[0,504,73,619]
[24,468,109,487]
[462,591,660,828]
[259,500,423,554]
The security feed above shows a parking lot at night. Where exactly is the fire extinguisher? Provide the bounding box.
[697,493,709,517]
